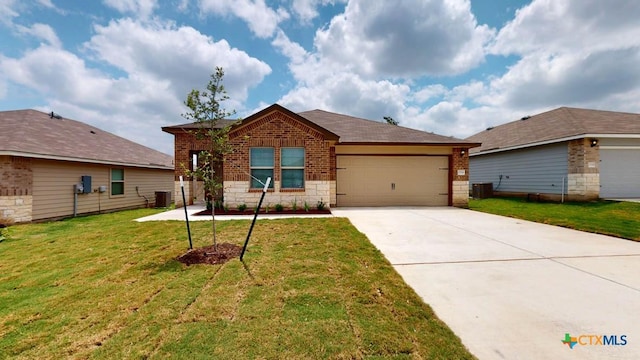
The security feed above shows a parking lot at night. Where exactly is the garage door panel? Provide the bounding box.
[600,149,640,198]
[337,156,449,206]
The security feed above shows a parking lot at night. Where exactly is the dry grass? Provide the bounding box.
[0,209,474,359]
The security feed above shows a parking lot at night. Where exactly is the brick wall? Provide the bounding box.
[567,139,599,200]
[451,148,470,207]
[171,111,333,207]
[0,156,33,196]
[0,156,34,222]
[226,112,333,183]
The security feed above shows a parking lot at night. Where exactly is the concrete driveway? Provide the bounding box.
[331,207,640,360]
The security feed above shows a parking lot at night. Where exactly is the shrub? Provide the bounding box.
[275,203,284,212]
[238,203,247,212]
[317,199,326,211]
[303,201,310,212]
[291,197,298,212]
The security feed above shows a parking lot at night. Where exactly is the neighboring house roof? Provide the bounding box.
[467,107,640,154]
[0,109,174,169]
[163,104,478,146]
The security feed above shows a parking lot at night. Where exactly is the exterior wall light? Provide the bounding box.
[590,139,598,147]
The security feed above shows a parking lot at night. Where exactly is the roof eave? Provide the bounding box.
[0,150,174,170]
[470,133,640,156]
[338,141,481,147]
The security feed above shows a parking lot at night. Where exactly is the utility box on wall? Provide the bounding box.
[81,176,92,194]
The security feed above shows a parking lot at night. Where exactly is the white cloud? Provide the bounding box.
[198,0,289,38]
[313,0,494,78]
[16,23,62,48]
[280,72,410,122]
[394,0,640,138]
[290,0,347,24]
[37,0,55,8]
[103,0,158,19]
[483,0,640,113]
[0,18,272,153]
[491,0,640,56]
[0,0,19,25]
[85,18,272,105]
[413,84,447,103]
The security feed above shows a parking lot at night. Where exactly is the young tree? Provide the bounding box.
[182,67,236,251]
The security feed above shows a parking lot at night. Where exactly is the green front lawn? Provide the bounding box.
[0,209,474,359]
[469,197,640,241]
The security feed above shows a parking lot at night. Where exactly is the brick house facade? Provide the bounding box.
[164,104,478,209]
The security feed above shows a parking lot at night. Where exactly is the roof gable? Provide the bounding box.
[467,107,640,154]
[0,109,173,169]
[231,104,339,140]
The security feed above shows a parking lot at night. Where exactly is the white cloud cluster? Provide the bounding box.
[290,0,347,24]
[198,0,289,38]
[314,0,493,78]
[2,0,640,154]
[0,0,19,25]
[273,0,494,126]
[0,10,271,153]
[103,0,158,19]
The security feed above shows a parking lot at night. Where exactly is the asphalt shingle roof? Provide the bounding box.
[163,105,477,146]
[0,109,174,169]
[299,109,473,144]
[467,107,640,154]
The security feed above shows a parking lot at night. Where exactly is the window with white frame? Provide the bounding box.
[250,147,275,189]
[281,147,305,189]
[111,168,124,196]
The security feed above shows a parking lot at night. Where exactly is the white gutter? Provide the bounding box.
[470,134,640,156]
[0,150,174,170]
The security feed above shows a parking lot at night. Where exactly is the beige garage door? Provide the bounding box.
[336,155,449,206]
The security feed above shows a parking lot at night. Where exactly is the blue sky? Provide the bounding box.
[1,0,639,155]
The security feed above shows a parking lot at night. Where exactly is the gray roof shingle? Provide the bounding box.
[467,107,640,154]
[0,109,173,169]
[163,104,478,146]
[299,109,474,144]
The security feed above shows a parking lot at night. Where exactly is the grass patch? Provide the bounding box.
[0,209,474,359]
[469,197,640,241]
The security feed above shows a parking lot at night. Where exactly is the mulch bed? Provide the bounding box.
[193,209,331,216]
[177,243,243,266]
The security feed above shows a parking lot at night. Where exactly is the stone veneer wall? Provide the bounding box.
[567,139,599,200]
[224,180,332,209]
[451,147,470,207]
[173,181,191,208]
[0,196,33,223]
[1,156,33,223]
[452,181,469,207]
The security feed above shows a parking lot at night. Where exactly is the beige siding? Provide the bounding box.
[335,145,453,155]
[337,155,449,206]
[32,159,173,221]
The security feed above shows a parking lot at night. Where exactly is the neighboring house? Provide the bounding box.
[467,107,640,200]
[162,104,479,209]
[0,110,174,223]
